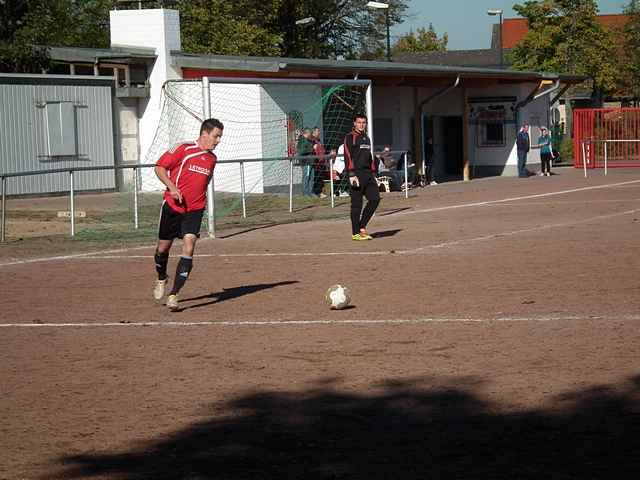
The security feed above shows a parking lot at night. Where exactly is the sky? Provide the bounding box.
[391,0,630,50]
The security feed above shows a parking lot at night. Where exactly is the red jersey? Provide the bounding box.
[156,142,217,213]
[313,140,326,168]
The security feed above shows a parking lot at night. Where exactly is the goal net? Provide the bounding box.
[138,77,371,233]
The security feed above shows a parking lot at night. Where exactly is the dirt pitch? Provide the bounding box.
[1,168,640,479]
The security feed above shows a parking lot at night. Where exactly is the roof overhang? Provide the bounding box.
[0,72,115,86]
[47,46,157,65]
[172,52,587,85]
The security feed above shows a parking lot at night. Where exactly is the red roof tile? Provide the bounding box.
[500,14,629,49]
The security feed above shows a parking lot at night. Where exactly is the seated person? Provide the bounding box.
[376,146,415,191]
[397,150,417,188]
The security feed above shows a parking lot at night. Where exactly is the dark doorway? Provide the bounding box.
[422,115,434,165]
[442,116,463,178]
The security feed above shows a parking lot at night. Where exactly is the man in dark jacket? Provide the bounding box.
[297,128,315,196]
[343,113,380,241]
[516,122,531,178]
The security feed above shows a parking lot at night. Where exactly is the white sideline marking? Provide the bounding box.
[497,198,640,206]
[77,207,640,260]
[1,179,639,268]
[400,179,640,217]
[401,208,640,254]
[0,238,211,267]
[0,244,155,267]
[79,251,392,259]
[2,314,640,328]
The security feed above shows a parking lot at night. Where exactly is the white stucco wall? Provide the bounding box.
[467,83,550,173]
[110,9,182,164]
[373,82,552,177]
[209,83,264,193]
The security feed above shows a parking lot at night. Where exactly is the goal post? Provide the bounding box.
[141,77,373,236]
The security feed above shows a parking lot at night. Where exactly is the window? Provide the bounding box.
[373,118,393,148]
[73,64,94,76]
[485,121,504,144]
[475,106,506,147]
[45,102,77,157]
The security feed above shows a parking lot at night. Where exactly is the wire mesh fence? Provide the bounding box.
[1,151,412,245]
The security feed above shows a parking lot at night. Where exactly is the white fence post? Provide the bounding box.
[240,161,247,219]
[202,77,216,238]
[1,176,6,243]
[69,171,75,237]
[133,167,139,229]
[289,158,294,213]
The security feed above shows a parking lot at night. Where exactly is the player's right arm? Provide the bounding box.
[155,145,184,204]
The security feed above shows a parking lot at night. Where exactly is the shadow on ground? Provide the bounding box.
[177,281,299,311]
[378,207,412,217]
[54,375,640,479]
[371,229,402,239]
[219,223,279,239]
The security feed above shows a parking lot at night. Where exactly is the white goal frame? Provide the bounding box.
[199,77,373,237]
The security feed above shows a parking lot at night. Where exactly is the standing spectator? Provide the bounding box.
[344,113,380,241]
[424,137,437,185]
[311,126,327,197]
[152,118,224,311]
[536,126,554,176]
[331,145,348,196]
[516,122,531,178]
[296,128,315,196]
[331,144,349,197]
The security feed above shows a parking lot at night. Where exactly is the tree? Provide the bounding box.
[509,0,618,104]
[178,0,410,59]
[177,0,282,57]
[392,24,448,54]
[0,0,46,72]
[0,0,412,72]
[16,0,112,48]
[621,0,640,103]
[276,0,409,60]
[0,0,114,73]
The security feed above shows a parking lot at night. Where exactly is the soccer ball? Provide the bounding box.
[325,284,351,310]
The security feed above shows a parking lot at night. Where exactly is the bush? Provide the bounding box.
[559,137,574,164]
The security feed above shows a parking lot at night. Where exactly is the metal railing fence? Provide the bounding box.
[1,151,410,242]
[579,139,640,178]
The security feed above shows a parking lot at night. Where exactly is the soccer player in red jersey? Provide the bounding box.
[152,118,224,311]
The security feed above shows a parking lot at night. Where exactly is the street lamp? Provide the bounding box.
[367,1,391,62]
[295,17,317,56]
[295,16,315,26]
[487,9,504,68]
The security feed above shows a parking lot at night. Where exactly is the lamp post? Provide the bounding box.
[295,17,316,56]
[366,1,391,62]
[295,16,315,26]
[487,9,503,68]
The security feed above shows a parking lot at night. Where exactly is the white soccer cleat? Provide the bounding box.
[153,279,168,300]
[166,294,179,311]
